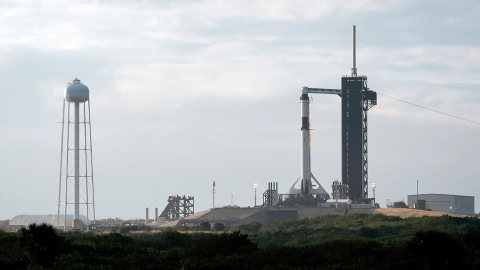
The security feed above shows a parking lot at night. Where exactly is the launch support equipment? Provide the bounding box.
[159,195,194,220]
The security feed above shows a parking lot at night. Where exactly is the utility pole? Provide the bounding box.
[416,180,419,209]
[212,181,216,209]
[254,183,258,207]
[231,192,234,206]
[371,183,376,207]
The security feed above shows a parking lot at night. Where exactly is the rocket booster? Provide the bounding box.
[300,86,311,194]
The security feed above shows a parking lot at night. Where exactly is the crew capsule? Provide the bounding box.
[64,78,89,102]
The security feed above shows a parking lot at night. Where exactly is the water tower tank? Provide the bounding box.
[64,78,89,102]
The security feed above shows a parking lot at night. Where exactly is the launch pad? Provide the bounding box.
[280,25,377,206]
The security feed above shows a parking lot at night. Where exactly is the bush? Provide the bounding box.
[213,223,225,231]
[359,227,379,239]
[235,221,262,234]
[132,230,192,250]
[114,225,151,234]
[183,231,258,258]
[199,222,211,231]
[19,223,61,267]
[406,230,463,269]
[462,226,480,250]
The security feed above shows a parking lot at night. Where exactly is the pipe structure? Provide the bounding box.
[74,102,80,219]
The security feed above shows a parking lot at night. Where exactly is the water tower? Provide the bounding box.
[57,78,95,231]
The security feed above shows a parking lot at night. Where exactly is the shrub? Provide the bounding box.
[235,221,262,234]
[133,230,192,250]
[462,226,480,250]
[359,227,379,239]
[406,230,463,269]
[183,231,258,258]
[114,225,151,234]
[199,222,211,231]
[213,223,225,231]
[19,223,61,267]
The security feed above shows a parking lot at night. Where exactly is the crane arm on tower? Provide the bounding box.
[305,87,342,96]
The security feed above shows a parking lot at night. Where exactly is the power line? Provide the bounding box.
[361,27,479,125]
[378,92,480,125]
[362,27,477,66]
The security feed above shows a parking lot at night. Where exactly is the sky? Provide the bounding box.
[0,0,479,220]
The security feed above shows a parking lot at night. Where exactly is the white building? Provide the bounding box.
[407,194,475,216]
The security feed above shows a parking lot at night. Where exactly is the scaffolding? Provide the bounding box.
[159,195,194,220]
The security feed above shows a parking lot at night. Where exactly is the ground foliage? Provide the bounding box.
[1,214,480,269]
[19,223,61,268]
[247,213,480,244]
[112,225,152,234]
[212,223,225,231]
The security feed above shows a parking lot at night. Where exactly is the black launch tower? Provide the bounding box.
[341,26,377,201]
[277,25,377,207]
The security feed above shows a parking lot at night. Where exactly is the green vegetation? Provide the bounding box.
[247,213,480,245]
[1,214,480,269]
[234,221,263,234]
[19,223,61,267]
[112,225,152,234]
[212,223,225,231]
[198,222,211,231]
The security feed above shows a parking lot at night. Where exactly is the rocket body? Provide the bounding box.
[300,87,311,195]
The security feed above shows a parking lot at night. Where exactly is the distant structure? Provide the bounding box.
[38,214,64,227]
[159,195,194,220]
[331,180,349,200]
[282,25,376,205]
[263,182,278,206]
[9,215,35,226]
[58,78,96,231]
[407,194,475,216]
[6,214,85,231]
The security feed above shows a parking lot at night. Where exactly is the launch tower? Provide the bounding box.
[282,25,376,206]
[341,26,377,201]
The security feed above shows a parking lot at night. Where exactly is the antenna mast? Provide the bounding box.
[351,25,357,77]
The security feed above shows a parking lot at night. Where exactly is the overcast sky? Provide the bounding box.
[0,0,479,220]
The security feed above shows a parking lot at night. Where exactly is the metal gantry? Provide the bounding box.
[160,195,194,220]
[263,182,278,206]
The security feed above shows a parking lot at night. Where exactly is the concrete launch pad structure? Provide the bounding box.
[158,206,473,230]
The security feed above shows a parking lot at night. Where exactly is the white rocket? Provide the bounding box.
[287,87,340,196]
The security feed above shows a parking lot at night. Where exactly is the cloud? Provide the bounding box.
[189,0,404,21]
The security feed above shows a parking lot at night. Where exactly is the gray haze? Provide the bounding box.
[0,0,479,220]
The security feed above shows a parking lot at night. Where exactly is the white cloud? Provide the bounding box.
[190,0,404,21]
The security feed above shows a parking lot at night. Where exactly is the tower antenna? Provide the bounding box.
[352,25,357,77]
